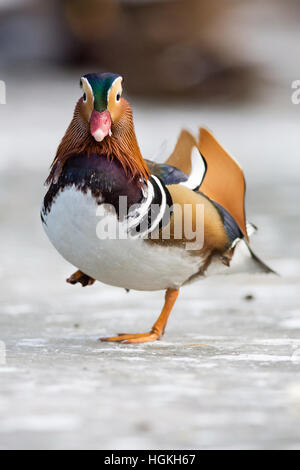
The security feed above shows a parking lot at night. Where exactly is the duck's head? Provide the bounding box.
[46,72,150,186]
[80,72,124,142]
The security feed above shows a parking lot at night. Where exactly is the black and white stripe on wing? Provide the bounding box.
[127,175,173,238]
[180,147,207,191]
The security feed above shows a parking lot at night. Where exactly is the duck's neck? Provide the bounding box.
[47,99,149,185]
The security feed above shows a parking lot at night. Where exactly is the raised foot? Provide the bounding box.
[67,270,95,287]
[100,331,161,344]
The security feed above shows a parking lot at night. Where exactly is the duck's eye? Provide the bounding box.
[83,92,87,102]
[116,93,121,102]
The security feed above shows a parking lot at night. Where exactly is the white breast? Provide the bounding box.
[42,186,203,291]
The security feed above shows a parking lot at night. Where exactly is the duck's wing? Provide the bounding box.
[159,127,247,240]
[161,128,276,275]
[145,160,188,186]
[165,129,197,175]
[146,129,207,187]
[198,127,248,241]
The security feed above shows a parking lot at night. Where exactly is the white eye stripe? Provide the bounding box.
[80,77,94,104]
[107,76,123,104]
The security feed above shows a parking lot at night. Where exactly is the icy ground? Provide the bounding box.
[0,69,300,449]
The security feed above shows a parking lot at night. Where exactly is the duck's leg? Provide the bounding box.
[67,270,95,287]
[100,288,179,344]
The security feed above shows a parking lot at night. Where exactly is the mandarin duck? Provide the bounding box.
[41,72,274,344]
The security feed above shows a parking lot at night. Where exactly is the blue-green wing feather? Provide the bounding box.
[145,160,188,186]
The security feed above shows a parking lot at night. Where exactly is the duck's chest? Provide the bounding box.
[43,186,202,290]
[41,154,202,291]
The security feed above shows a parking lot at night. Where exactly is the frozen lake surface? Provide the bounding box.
[0,70,300,449]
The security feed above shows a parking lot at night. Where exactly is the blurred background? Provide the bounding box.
[1,0,299,97]
[0,0,300,450]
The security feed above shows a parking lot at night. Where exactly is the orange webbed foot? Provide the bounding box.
[100,331,161,344]
[100,288,179,345]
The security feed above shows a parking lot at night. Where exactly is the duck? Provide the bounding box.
[41,72,274,344]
